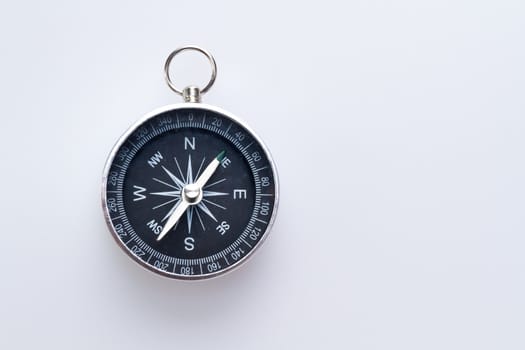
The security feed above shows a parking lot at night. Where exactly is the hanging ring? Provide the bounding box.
[163,46,217,96]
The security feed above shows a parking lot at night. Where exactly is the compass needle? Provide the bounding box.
[194,151,225,188]
[156,150,225,241]
[157,200,190,240]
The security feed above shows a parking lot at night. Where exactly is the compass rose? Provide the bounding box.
[150,154,228,234]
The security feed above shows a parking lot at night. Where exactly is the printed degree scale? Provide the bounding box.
[102,46,279,279]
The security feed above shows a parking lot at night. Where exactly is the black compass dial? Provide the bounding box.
[103,106,277,279]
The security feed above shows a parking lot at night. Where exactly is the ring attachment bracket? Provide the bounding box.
[182,86,201,103]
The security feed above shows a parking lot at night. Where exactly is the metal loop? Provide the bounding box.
[164,46,217,95]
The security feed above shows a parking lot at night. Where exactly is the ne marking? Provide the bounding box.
[255,218,268,224]
[225,123,233,134]
[220,157,232,168]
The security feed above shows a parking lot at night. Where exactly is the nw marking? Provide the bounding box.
[147,151,163,168]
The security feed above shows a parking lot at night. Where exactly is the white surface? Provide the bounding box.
[1,1,524,349]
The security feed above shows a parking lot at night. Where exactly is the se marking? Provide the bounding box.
[216,221,230,235]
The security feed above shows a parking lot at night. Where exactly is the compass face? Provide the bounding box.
[102,104,278,279]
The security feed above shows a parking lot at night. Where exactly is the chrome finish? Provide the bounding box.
[182,86,201,103]
[164,46,217,99]
[183,184,202,204]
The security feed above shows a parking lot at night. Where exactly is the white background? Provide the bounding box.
[0,1,524,349]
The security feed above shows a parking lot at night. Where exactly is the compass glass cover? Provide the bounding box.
[104,107,277,278]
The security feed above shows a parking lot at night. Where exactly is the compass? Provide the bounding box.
[102,47,279,279]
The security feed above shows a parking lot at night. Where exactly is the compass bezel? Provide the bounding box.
[101,103,279,280]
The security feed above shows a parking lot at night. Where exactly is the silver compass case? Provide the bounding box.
[101,47,279,280]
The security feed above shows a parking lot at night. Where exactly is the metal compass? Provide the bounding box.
[102,46,279,280]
